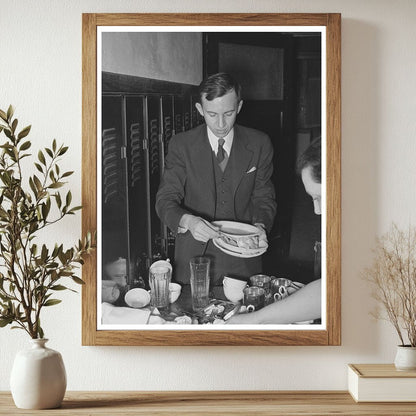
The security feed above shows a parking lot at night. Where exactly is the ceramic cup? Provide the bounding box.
[223,276,248,289]
[223,276,247,303]
[169,283,182,303]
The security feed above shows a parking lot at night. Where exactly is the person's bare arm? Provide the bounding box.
[227,279,321,324]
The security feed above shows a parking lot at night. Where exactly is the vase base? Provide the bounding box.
[395,366,416,371]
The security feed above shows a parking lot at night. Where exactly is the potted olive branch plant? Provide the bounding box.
[0,105,95,409]
[362,223,416,370]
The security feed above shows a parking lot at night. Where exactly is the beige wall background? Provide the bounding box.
[1,0,416,391]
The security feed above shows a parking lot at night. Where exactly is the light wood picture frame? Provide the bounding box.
[82,13,341,346]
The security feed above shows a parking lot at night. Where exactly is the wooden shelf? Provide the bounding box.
[2,391,416,415]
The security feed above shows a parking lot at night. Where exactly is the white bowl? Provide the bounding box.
[124,288,151,308]
[223,286,244,303]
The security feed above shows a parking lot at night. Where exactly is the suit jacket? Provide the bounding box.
[156,124,277,285]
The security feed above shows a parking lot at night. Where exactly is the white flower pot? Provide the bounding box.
[10,339,67,409]
[394,345,416,371]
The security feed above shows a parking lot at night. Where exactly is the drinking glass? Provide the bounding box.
[190,256,210,311]
[243,286,265,312]
[149,260,172,310]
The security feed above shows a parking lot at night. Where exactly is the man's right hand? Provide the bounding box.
[180,214,219,242]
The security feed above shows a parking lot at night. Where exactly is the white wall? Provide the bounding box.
[1,0,416,391]
[102,32,202,84]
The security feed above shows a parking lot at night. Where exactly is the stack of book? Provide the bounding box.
[348,364,416,402]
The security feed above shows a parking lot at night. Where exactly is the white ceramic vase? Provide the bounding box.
[10,338,67,409]
[394,345,416,371]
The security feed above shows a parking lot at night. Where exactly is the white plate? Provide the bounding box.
[212,220,267,253]
[212,221,260,237]
[213,238,267,258]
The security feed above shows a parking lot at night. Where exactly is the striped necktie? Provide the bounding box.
[217,138,228,171]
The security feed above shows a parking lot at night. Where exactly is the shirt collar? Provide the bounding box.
[207,127,234,155]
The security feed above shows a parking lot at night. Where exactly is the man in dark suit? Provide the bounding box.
[156,73,276,286]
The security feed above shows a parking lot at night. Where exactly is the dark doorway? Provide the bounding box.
[203,32,321,280]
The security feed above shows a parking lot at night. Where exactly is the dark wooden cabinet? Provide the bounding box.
[101,73,202,287]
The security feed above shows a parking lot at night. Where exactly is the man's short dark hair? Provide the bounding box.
[296,137,321,183]
[198,72,242,103]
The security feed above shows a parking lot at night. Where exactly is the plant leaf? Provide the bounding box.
[19,140,31,151]
[33,175,43,192]
[38,325,44,338]
[6,105,14,121]
[41,244,48,262]
[48,182,64,189]
[34,162,43,173]
[43,299,62,307]
[4,129,12,140]
[55,192,62,208]
[65,191,72,207]
[41,202,50,220]
[69,206,82,213]
[18,125,31,140]
[50,284,68,291]
[38,150,46,165]
[61,171,74,178]
[11,118,18,133]
[71,276,85,285]
[0,317,13,327]
[58,146,69,156]
[29,177,38,197]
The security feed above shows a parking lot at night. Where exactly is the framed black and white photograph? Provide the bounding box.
[82,13,341,346]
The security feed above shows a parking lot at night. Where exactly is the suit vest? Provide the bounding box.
[212,151,235,221]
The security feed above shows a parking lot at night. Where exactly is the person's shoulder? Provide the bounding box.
[235,124,270,143]
[171,124,205,144]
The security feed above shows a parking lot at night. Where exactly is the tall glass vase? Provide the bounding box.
[10,338,67,409]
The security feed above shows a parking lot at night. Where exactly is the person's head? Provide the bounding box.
[297,137,322,215]
[195,73,243,138]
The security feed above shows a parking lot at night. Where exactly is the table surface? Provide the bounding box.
[107,284,243,325]
[108,283,311,326]
[2,391,416,415]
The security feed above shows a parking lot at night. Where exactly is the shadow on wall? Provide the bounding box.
[341,19,381,355]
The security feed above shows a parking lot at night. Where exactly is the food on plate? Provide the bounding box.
[220,234,259,250]
[203,303,225,316]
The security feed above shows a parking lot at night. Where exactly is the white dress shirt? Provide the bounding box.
[207,127,234,157]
